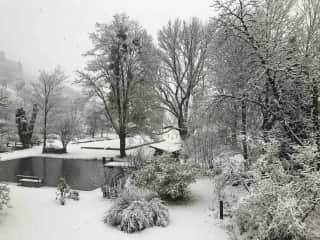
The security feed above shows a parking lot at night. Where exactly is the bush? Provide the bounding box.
[148,198,170,227]
[127,147,151,170]
[232,169,320,240]
[119,200,154,233]
[104,190,169,233]
[104,190,140,226]
[0,144,9,153]
[130,155,197,200]
[218,144,320,240]
[0,184,10,210]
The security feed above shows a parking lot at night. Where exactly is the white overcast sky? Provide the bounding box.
[0,0,213,79]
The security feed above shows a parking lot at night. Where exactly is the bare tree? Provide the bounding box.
[157,18,211,140]
[55,99,82,153]
[212,0,304,146]
[298,0,320,151]
[83,99,106,138]
[78,14,158,157]
[207,27,256,166]
[32,67,66,153]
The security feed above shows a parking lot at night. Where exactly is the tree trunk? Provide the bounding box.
[178,117,189,140]
[42,111,47,153]
[61,141,67,153]
[231,108,238,149]
[119,129,126,158]
[262,81,270,142]
[241,97,249,169]
[91,129,95,138]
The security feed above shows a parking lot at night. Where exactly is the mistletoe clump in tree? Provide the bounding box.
[15,104,38,148]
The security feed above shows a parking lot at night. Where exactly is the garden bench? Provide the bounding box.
[7,141,23,148]
[16,175,42,187]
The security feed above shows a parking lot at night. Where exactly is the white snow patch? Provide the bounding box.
[0,136,151,161]
[0,178,229,240]
[104,161,131,167]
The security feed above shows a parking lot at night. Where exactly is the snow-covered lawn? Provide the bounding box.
[0,136,151,161]
[0,178,229,240]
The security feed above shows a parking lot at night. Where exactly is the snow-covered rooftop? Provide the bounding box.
[149,140,181,153]
[104,161,131,167]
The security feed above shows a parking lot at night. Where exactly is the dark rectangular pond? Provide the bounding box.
[0,157,106,190]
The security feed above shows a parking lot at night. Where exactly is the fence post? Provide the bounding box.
[102,157,106,166]
[219,200,223,220]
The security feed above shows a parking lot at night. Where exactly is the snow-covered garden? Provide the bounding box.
[0,179,229,240]
[1,0,320,239]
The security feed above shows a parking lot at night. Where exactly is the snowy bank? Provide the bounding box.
[0,178,229,240]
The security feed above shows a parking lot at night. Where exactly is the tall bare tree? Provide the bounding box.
[32,67,66,153]
[298,0,320,151]
[157,18,211,140]
[212,0,305,146]
[207,27,258,167]
[78,14,158,157]
[54,98,82,153]
[83,99,106,138]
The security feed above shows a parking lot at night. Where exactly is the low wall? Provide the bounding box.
[0,157,106,190]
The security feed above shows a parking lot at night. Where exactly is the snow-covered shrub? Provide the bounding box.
[232,169,320,240]
[104,189,170,233]
[148,198,170,227]
[104,190,139,226]
[290,145,318,170]
[104,202,125,226]
[127,147,151,170]
[119,200,154,233]
[130,155,198,200]
[0,183,10,210]
[212,152,249,199]
[183,129,220,170]
[217,143,320,239]
[257,141,316,174]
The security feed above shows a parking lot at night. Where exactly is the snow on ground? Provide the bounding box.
[0,136,152,161]
[0,178,229,240]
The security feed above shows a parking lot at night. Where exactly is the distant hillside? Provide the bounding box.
[0,51,26,88]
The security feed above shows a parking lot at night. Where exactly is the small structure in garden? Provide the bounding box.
[149,140,181,158]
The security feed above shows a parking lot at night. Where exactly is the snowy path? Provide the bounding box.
[0,179,229,240]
